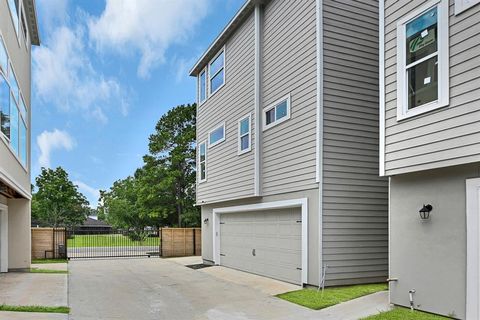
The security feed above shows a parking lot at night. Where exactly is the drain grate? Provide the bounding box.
[186,264,213,270]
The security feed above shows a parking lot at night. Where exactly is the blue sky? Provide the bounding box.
[32,0,244,206]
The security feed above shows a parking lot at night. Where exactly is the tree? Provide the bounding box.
[32,167,90,228]
[146,103,199,227]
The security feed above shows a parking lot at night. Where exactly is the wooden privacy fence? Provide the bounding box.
[160,228,201,257]
[31,228,67,259]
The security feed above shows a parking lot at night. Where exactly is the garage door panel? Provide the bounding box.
[219,208,302,284]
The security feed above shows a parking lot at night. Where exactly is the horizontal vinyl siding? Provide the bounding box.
[262,0,318,195]
[196,13,255,203]
[322,0,388,286]
[384,0,480,175]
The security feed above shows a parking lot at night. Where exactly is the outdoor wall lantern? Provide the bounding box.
[203,218,209,224]
[419,204,433,220]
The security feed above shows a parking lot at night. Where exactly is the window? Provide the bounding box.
[455,0,480,14]
[0,38,7,74]
[9,64,18,101]
[263,94,291,130]
[209,48,225,95]
[21,8,29,48]
[198,69,207,104]
[198,141,207,183]
[0,75,10,139]
[238,114,251,154]
[10,94,18,154]
[208,122,225,147]
[396,0,449,120]
[7,0,19,37]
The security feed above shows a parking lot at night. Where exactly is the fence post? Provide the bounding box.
[193,228,196,256]
[159,228,162,257]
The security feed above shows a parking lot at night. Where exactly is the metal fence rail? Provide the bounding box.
[67,228,160,259]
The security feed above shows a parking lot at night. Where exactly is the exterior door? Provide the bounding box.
[466,178,480,319]
[219,208,302,284]
[0,204,8,273]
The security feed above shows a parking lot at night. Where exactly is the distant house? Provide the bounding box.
[76,217,112,234]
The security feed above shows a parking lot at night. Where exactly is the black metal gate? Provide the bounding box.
[66,227,160,259]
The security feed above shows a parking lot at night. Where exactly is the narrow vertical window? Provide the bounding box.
[238,114,251,154]
[7,0,19,36]
[209,48,225,95]
[0,75,10,139]
[199,141,207,183]
[396,0,449,120]
[199,69,207,104]
[10,93,19,154]
[0,38,7,74]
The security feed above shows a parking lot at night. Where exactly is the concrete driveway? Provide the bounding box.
[69,257,389,320]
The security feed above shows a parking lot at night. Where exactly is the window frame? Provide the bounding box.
[7,0,21,46]
[208,122,226,148]
[262,94,291,131]
[198,140,207,183]
[238,113,252,155]
[21,6,29,50]
[198,67,207,106]
[208,46,226,97]
[396,0,449,121]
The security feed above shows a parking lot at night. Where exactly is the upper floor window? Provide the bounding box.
[208,122,225,148]
[455,0,480,14]
[209,48,225,95]
[238,114,251,155]
[198,69,207,104]
[0,39,7,73]
[396,0,449,120]
[198,141,207,183]
[7,0,19,37]
[263,94,291,131]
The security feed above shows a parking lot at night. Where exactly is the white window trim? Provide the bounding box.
[455,0,480,14]
[262,94,291,131]
[396,0,449,121]
[208,46,226,97]
[198,140,207,184]
[212,198,309,286]
[237,113,252,155]
[197,67,207,106]
[208,122,226,148]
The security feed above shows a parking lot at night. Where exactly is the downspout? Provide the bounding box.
[254,3,263,197]
[316,0,324,287]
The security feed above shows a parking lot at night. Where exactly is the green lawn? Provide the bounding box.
[277,283,388,310]
[30,268,68,274]
[31,259,67,264]
[0,305,70,314]
[361,307,453,319]
[67,234,160,248]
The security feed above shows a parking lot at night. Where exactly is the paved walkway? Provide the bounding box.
[0,264,68,320]
[69,257,390,320]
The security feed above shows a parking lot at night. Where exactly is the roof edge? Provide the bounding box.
[189,0,257,76]
[24,0,40,46]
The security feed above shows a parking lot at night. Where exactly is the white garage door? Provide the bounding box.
[219,208,302,284]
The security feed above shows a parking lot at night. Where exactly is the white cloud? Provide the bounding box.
[32,25,129,123]
[88,0,210,78]
[74,180,100,208]
[37,129,75,168]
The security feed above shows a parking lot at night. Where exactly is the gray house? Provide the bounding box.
[380,0,480,318]
[190,0,388,287]
[0,0,39,272]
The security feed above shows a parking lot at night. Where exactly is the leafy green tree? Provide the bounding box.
[146,103,199,227]
[32,167,90,228]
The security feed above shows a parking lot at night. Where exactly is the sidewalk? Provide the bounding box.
[0,263,68,320]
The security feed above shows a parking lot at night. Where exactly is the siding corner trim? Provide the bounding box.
[379,0,386,177]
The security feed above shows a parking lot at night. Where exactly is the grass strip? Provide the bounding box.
[67,234,160,248]
[277,283,388,310]
[0,304,70,314]
[30,268,68,274]
[31,259,67,264]
[360,307,453,319]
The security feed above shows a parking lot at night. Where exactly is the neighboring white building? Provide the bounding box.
[380,0,480,318]
[0,0,40,272]
[190,0,388,287]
